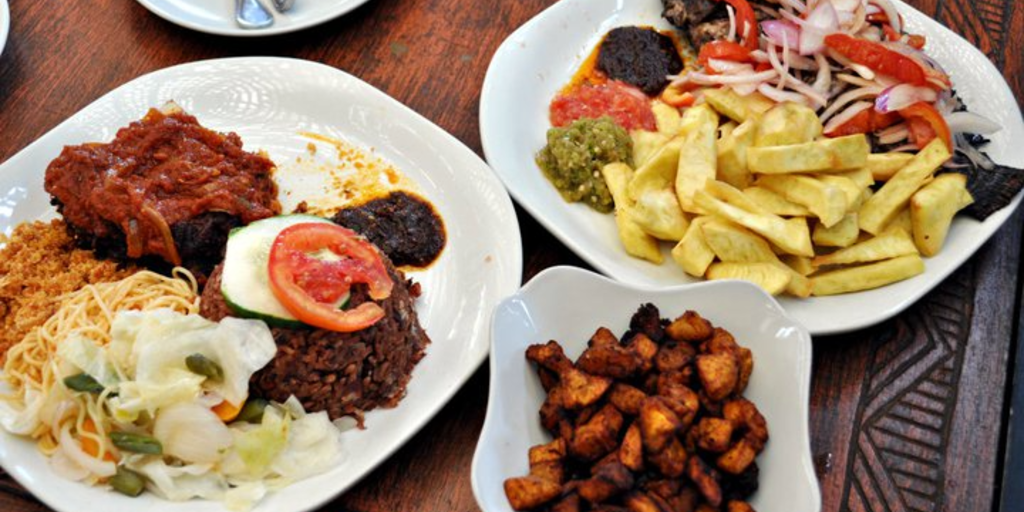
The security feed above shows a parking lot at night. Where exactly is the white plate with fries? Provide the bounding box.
[472,266,820,512]
[480,0,1024,335]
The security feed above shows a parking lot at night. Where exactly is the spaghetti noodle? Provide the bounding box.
[2,269,198,474]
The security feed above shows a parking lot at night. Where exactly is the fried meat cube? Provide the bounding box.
[627,332,660,373]
[561,368,613,410]
[529,438,567,484]
[589,327,620,348]
[504,476,563,511]
[735,347,753,394]
[624,492,673,512]
[648,437,688,478]
[571,404,625,461]
[666,311,714,342]
[658,381,699,429]
[717,438,758,475]
[723,398,769,450]
[609,383,648,416]
[638,397,682,452]
[642,479,681,501]
[703,327,738,354]
[630,303,666,342]
[669,487,701,512]
[527,341,574,373]
[578,461,635,503]
[687,456,723,507]
[655,342,697,373]
[552,493,582,512]
[619,422,644,471]
[696,353,739,401]
[695,417,735,453]
[727,501,756,512]
[578,343,643,379]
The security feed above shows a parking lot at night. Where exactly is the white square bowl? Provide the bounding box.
[472,267,820,512]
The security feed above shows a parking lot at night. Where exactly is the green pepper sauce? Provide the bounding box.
[536,117,632,213]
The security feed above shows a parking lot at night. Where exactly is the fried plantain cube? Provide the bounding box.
[504,476,563,511]
[628,333,660,373]
[639,397,682,453]
[655,342,698,373]
[561,368,613,410]
[696,353,739,401]
[571,404,625,461]
[735,348,753,394]
[590,327,621,348]
[530,438,567,483]
[717,438,758,475]
[527,341,574,373]
[648,437,688,478]
[687,456,723,507]
[578,461,635,503]
[695,418,735,453]
[619,422,644,471]
[722,398,768,450]
[609,383,648,416]
[727,500,756,512]
[578,344,643,379]
[666,311,714,342]
[552,493,582,512]
[658,381,700,429]
[625,492,673,512]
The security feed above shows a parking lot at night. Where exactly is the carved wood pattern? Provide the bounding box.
[0,0,1021,512]
[839,267,973,512]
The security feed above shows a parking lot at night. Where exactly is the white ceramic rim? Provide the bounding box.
[134,0,372,37]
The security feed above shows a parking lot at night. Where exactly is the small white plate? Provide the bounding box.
[472,267,820,512]
[480,0,1024,335]
[135,0,369,37]
[0,57,522,512]
[0,0,9,58]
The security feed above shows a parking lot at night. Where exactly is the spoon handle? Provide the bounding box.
[235,0,274,29]
[272,0,296,13]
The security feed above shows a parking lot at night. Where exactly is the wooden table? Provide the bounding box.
[0,0,1022,510]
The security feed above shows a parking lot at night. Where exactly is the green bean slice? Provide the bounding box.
[110,466,146,497]
[63,373,105,394]
[109,432,163,455]
[185,353,224,382]
[235,398,270,424]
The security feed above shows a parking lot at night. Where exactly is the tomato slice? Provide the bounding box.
[825,108,901,137]
[698,41,753,71]
[899,101,952,151]
[718,0,759,51]
[824,34,947,89]
[268,223,394,332]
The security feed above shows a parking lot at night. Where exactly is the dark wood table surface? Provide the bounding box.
[1,0,1022,511]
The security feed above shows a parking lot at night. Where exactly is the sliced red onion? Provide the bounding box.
[800,0,839,55]
[866,4,881,15]
[778,0,807,14]
[731,82,760,96]
[824,101,873,135]
[749,49,770,63]
[762,20,800,48]
[726,4,737,42]
[868,0,902,32]
[831,0,863,12]
[878,124,910,145]
[813,52,832,93]
[874,84,937,113]
[945,111,1002,135]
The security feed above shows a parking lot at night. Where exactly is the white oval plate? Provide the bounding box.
[480,0,1024,336]
[471,267,820,512]
[135,0,370,37]
[0,57,522,512]
[0,0,9,58]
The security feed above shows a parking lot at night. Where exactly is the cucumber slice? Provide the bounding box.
[221,214,336,328]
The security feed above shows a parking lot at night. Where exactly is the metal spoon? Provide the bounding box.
[271,0,295,13]
[235,0,274,29]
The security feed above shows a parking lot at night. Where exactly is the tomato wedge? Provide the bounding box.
[698,40,753,71]
[268,223,394,332]
[824,33,947,89]
[899,102,952,151]
[716,0,759,51]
